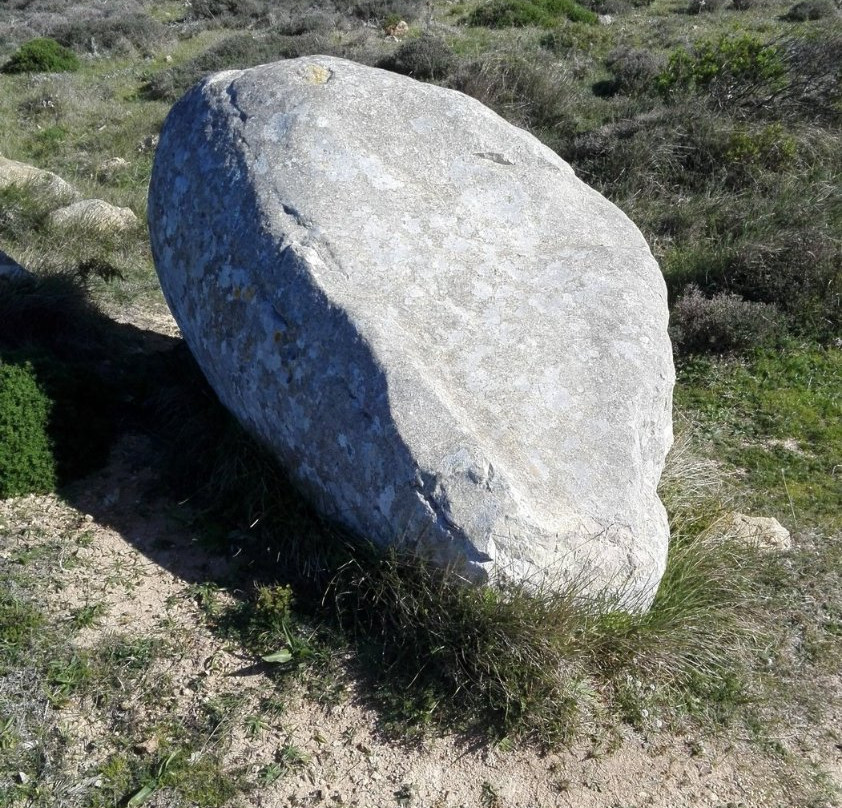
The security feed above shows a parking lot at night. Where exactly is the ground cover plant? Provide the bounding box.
[0,0,840,803]
[1,36,79,73]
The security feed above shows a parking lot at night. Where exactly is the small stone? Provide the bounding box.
[133,737,159,755]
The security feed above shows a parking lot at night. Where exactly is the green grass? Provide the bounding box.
[676,346,842,529]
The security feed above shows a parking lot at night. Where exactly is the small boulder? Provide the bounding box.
[148,56,675,608]
[725,513,792,551]
[0,154,78,201]
[49,199,138,232]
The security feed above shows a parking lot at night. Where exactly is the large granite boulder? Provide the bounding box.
[148,56,675,608]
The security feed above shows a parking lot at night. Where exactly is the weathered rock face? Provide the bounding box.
[148,56,675,608]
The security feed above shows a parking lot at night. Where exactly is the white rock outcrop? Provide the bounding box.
[0,154,79,200]
[148,56,675,608]
[726,513,792,552]
[49,199,137,231]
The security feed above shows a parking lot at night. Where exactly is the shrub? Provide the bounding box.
[50,13,171,57]
[0,360,56,497]
[539,22,612,54]
[334,0,425,23]
[377,33,456,80]
[657,34,786,109]
[783,0,837,20]
[776,35,842,122]
[669,285,788,355]
[466,0,598,28]
[448,53,581,151]
[724,123,797,170]
[1,37,80,74]
[664,231,841,340]
[188,0,271,24]
[596,47,665,96]
[686,0,727,13]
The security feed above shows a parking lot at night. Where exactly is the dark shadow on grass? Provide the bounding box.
[0,270,538,751]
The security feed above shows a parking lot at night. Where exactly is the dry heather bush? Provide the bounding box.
[449,53,582,149]
[0,0,151,48]
[687,0,728,12]
[596,47,665,96]
[334,0,426,23]
[783,0,838,19]
[377,33,456,80]
[669,285,787,355]
[49,12,173,57]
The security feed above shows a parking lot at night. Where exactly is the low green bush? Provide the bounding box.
[724,123,797,170]
[466,0,598,28]
[0,360,56,498]
[657,33,786,108]
[1,37,80,74]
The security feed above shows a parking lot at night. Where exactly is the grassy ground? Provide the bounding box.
[0,0,840,804]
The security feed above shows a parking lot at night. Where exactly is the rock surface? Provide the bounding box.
[49,198,138,231]
[0,154,78,200]
[148,56,674,607]
[726,513,792,552]
[0,249,30,281]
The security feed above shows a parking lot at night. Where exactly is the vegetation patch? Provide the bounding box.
[0,361,56,498]
[1,37,80,74]
[466,0,598,28]
[676,347,842,529]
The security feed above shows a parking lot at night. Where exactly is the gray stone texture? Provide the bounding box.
[148,56,675,607]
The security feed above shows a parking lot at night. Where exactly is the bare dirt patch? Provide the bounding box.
[2,417,840,806]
